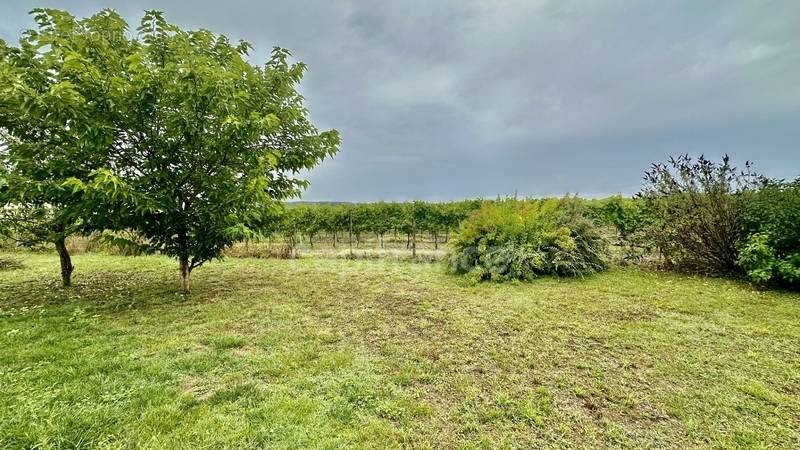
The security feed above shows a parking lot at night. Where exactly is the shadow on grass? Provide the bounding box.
[0,263,289,314]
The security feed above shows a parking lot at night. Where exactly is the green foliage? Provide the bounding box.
[0,205,58,247]
[447,198,608,281]
[738,233,784,284]
[598,196,645,241]
[637,154,764,275]
[115,11,338,289]
[2,8,339,292]
[592,196,650,263]
[271,200,480,251]
[738,180,800,287]
[0,8,138,285]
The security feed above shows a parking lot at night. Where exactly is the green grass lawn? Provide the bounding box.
[1,253,799,449]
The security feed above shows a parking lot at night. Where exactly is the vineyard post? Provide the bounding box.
[348,209,354,257]
[411,208,417,258]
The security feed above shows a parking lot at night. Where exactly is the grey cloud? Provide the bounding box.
[2,0,798,201]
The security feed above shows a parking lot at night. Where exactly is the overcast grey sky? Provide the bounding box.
[2,1,799,201]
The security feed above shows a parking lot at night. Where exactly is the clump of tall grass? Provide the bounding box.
[0,257,24,271]
[223,242,294,259]
[335,248,443,263]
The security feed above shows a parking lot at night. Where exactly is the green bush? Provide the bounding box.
[591,196,650,264]
[447,198,608,281]
[597,196,645,241]
[637,155,763,275]
[738,180,800,287]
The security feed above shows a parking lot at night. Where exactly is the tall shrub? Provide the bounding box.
[637,155,764,275]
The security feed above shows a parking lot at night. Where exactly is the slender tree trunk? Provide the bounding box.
[178,229,191,294]
[406,233,410,249]
[179,254,191,294]
[434,232,438,250]
[411,217,417,258]
[348,213,354,256]
[378,233,384,248]
[54,237,74,287]
[333,231,337,248]
[309,233,314,248]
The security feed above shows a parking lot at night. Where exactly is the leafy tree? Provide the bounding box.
[0,9,136,286]
[295,205,323,248]
[316,205,335,246]
[369,202,394,248]
[69,11,339,292]
[407,201,430,257]
[323,205,350,248]
[279,206,302,258]
[426,204,450,249]
[442,199,481,242]
[352,204,378,247]
[598,196,644,241]
[439,203,460,243]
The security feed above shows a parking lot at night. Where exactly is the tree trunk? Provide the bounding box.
[309,234,314,248]
[434,232,438,250]
[54,238,74,287]
[411,214,417,257]
[333,231,337,248]
[179,254,191,294]
[348,213,354,256]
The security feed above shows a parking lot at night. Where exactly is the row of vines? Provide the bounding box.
[265,200,482,257]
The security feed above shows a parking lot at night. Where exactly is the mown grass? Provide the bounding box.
[1,253,799,449]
